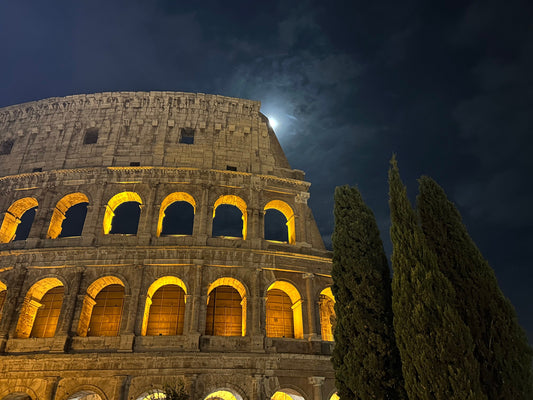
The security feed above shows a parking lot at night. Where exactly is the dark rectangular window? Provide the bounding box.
[226,165,237,171]
[0,140,14,155]
[83,128,98,144]
[179,128,195,144]
[129,162,140,166]
[32,167,42,172]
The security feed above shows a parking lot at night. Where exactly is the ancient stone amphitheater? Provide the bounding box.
[0,92,337,400]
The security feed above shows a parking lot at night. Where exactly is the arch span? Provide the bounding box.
[266,281,303,339]
[213,195,247,239]
[47,192,89,239]
[0,197,38,243]
[157,192,196,237]
[264,200,295,244]
[103,192,142,234]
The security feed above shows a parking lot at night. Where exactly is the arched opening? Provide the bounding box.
[103,192,142,235]
[135,390,166,400]
[66,391,104,400]
[212,195,247,239]
[329,394,339,400]
[77,276,125,337]
[15,277,64,338]
[319,287,336,341]
[266,281,303,339]
[205,278,246,337]
[271,390,305,400]
[47,193,89,239]
[2,393,32,400]
[145,284,186,336]
[0,197,38,243]
[157,192,196,237]
[204,390,243,400]
[264,200,295,244]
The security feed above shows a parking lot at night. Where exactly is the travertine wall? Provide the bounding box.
[0,93,335,400]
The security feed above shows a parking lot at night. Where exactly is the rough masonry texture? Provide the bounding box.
[0,92,336,400]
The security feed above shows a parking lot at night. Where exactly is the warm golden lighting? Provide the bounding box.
[204,390,241,400]
[319,287,336,341]
[102,192,142,234]
[157,192,196,237]
[87,284,124,336]
[15,277,63,338]
[329,394,340,400]
[264,200,295,244]
[0,197,38,243]
[47,192,89,239]
[271,392,305,400]
[142,276,188,336]
[77,276,125,336]
[206,278,247,336]
[213,195,247,240]
[266,281,303,339]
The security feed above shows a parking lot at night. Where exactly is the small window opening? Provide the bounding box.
[32,167,42,172]
[129,161,140,167]
[212,204,243,238]
[226,165,237,171]
[179,128,195,144]
[161,201,194,235]
[0,140,14,155]
[14,207,37,241]
[59,202,88,238]
[83,128,99,144]
[109,201,141,234]
[264,209,288,242]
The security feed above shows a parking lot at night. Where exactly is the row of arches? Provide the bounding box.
[0,192,296,243]
[0,276,335,341]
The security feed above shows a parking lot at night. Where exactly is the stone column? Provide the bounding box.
[308,376,325,400]
[303,273,318,340]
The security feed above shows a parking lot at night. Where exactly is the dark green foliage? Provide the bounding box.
[388,157,485,400]
[417,176,533,399]
[331,185,406,400]
[163,380,189,400]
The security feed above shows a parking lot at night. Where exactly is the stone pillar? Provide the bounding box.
[308,376,325,400]
[303,273,318,340]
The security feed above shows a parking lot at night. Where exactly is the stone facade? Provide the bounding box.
[0,92,336,400]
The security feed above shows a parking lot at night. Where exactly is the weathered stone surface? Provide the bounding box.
[0,92,335,400]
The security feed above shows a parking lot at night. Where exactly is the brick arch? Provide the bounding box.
[77,276,126,337]
[47,192,89,239]
[0,197,38,243]
[201,383,247,400]
[141,276,188,336]
[15,277,64,338]
[270,388,307,400]
[213,195,247,240]
[0,386,38,400]
[102,192,142,234]
[266,280,304,339]
[157,192,196,237]
[264,200,296,244]
[318,287,335,342]
[62,385,108,400]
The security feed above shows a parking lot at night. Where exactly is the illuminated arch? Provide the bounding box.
[213,195,247,239]
[0,197,38,243]
[264,200,295,244]
[142,276,188,336]
[47,192,89,239]
[203,390,243,400]
[319,287,336,341]
[102,192,142,234]
[329,393,339,400]
[206,277,247,336]
[271,391,306,400]
[15,277,64,338]
[135,390,165,400]
[266,281,303,339]
[65,388,106,400]
[77,276,125,337]
[0,280,6,316]
[0,386,38,400]
[157,192,196,237]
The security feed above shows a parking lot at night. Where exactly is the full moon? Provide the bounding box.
[268,116,278,129]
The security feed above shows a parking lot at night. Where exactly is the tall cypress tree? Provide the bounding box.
[331,185,406,400]
[388,157,485,400]
[417,176,533,399]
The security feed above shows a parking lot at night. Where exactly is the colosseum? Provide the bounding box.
[0,92,337,400]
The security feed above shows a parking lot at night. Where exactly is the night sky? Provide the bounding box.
[1,1,532,343]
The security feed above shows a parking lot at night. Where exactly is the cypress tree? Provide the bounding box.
[388,157,485,400]
[331,185,406,400]
[417,176,533,399]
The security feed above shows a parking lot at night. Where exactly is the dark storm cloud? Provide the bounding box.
[0,0,532,341]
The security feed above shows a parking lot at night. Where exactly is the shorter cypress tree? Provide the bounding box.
[331,185,406,400]
[389,157,485,400]
[417,176,533,399]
